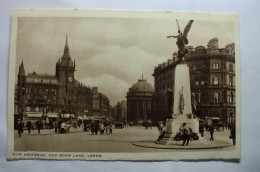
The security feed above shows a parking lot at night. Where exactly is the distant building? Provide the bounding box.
[152,38,236,123]
[92,87,110,117]
[116,100,127,121]
[15,36,94,124]
[126,78,154,123]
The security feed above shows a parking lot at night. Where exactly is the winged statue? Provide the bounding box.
[167,20,194,61]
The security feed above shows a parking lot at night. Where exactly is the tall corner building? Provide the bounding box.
[152,38,236,123]
[15,35,94,123]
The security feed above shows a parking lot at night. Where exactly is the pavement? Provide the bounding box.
[133,139,231,150]
[14,126,234,152]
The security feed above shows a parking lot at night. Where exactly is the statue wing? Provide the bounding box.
[183,20,194,38]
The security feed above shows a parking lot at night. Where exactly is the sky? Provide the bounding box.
[15,16,235,105]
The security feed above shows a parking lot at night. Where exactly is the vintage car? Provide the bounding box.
[114,121,124,129]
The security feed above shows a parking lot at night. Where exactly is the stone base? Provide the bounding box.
[159,117,199,144]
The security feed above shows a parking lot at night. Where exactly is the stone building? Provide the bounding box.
[152,38,236,123]
[116,100,127,121]
[15,36,94,124]
[126,78,154,123]
[91,87,110,117]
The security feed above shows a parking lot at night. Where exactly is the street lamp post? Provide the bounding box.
[21,87,26,120]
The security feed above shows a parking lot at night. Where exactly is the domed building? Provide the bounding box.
[126,78,154,123]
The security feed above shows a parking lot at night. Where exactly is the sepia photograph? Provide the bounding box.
[7,9,240,160]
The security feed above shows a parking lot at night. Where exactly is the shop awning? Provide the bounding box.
[26,112,43,118]
[47,113,58,118]
[63,114,75,118]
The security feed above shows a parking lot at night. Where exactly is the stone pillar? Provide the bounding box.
[158,63,199,144]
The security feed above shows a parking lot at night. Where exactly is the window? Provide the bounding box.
[193,64,196,70]
[213,76,219,85]
[35,107,39,112]
[229,92,234,103]
[223,90,227,103]
[195,81,199,86]
[197,93,201,103]
[200,76,205,85]
[213,92,219,103]
[26,106,31,112]
[229,64,234,72]
[224,74,227,85]
[27,98,31,103]
[229,76,234,87]
[213,62,219,69]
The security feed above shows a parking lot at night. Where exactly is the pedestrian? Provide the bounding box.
[230,121,236,145]
[105,124,108,134]
[91,121,95,135]
[17,119,23,137]
[60,122,66,134]
[209,123,215,141]
[26,120,32,134]
[199,122,204,137]
[100,123,104,135]
[156,129,165,142]
[179,123,191,146]
[94,121,99,135]
[54,120,58,133]
[158,122,164,134]
[36,119,43,134]
[109,123,113,135]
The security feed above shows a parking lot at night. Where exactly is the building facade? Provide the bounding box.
[126,78,154,123]
[91,87,110,117]
[116,100,127,121]
[152,38,236,123]
[15,36,94,123]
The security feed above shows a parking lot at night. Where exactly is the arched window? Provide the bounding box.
[213,76,219,85]
[213,92,219,103]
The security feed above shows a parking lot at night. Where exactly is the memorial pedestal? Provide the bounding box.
[158,63,199,145]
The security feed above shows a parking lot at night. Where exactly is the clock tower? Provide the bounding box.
[56,35,76,105]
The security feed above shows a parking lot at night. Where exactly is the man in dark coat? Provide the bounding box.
[199,122,205,137]
[36,119,43,134]
[17,119,24,137]
[179,123,191,146]
[230,122,236,145]
[26,120,32,134]
[209,123,215,141]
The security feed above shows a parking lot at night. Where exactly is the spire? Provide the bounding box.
[63,34,71,60]
[74,59,75,68]
[64,34,69,53]
[18,60,25,76]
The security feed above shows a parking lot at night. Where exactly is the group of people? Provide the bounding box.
[17,119,44,137]
[90,121,113,135]
[156,121,236,146]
